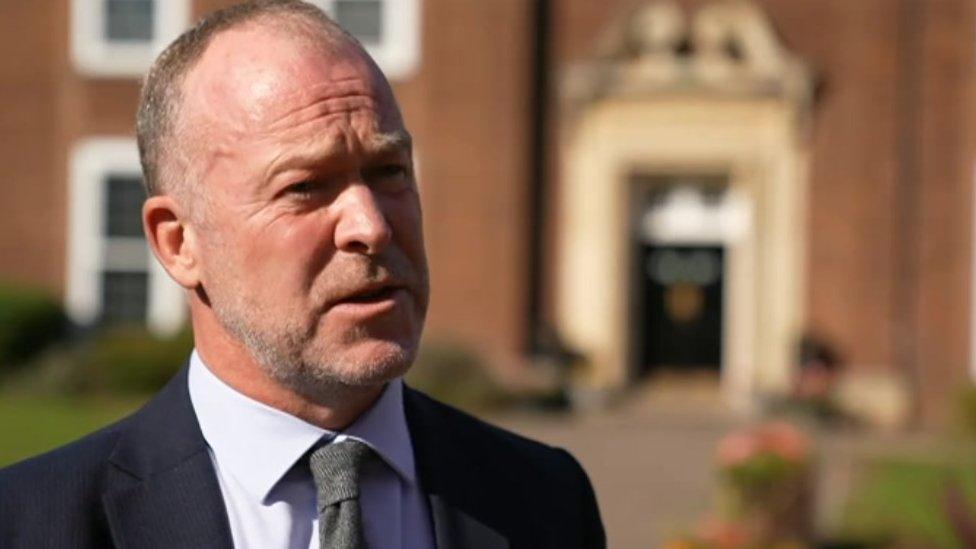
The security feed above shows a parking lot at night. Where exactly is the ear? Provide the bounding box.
[143,195,200,290]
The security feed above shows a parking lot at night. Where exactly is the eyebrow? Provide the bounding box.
[365,129,413,155]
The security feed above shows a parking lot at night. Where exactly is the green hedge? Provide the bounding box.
[69,325,194,395]
[0,285,68,370]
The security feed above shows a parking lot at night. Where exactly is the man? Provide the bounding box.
[0,1,604,548]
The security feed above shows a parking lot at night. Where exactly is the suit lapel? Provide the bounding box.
[102,452,232,549]
[404,388,510,549]
[427,494,509,549]
[102,366,233,549]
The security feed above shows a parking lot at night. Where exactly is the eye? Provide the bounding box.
[364,163,410,193]
[284,180,318,195]
[275,179,334,203]
[370,164,408,180]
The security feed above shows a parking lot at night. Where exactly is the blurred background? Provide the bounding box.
[2,0,976,546]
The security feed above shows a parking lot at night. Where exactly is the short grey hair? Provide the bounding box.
[136,0,360,197]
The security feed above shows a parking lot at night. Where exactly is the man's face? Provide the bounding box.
[180,26,428,397]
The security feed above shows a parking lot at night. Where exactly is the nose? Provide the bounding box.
[333,183,393,255]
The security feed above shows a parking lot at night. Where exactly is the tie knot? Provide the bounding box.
[309,439,377,509]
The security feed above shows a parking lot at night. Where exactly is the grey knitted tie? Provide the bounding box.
[309,439,378,549]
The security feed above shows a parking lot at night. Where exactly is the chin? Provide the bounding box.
[306,338,417,388]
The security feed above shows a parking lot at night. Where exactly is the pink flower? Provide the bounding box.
[757,421,809,463]
[697,515,751,548]
[717,431,759,467]
[716,421,810,468]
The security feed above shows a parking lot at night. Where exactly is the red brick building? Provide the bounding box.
[0,0,973,423]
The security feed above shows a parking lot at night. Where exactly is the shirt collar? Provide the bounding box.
[187,350,417,503]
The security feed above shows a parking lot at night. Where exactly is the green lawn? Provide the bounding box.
[0,394,147,467]
[840,455,976,548]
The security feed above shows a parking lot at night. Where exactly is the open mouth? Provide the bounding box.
[341,286,401,304]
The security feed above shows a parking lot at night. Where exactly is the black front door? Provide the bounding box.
[634,245,724,377]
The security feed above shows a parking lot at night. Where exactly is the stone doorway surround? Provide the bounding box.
[556,0,815,411]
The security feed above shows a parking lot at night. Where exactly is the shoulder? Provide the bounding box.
[405,386,578,470]
[404,387,606,547]
[403,388,593,498]
[0,416,133,544]
[1,415,127,488]
[0,415,130,502]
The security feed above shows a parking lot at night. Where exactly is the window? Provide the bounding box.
[67,139,185,335]
[335,0,383,45]
[313,0,421,80]
[101,271,150,323]
[105,0,155,41]
[105,175,147,237]
[71,0,190,76]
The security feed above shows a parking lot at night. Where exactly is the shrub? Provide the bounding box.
[69,325,193,395]
[667,422,815,547]
[405,342,510,413]
[0,284,68,371]
[956,385,976,437]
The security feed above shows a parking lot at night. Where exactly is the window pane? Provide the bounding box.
[101,271,149,324]
[335,0,383,45]
[105,174,146,238]
[105,0,155,42]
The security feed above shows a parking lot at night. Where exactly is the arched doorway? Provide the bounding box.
[556,0,814,410]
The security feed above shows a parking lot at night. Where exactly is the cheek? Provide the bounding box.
[385,194,425,256]
[248,211,339,289]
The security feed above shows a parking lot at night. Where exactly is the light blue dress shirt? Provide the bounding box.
[188,351,435,549]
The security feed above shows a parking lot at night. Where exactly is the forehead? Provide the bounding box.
[181,23,403,139]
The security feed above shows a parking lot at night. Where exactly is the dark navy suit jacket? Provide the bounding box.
[0,366,605,548]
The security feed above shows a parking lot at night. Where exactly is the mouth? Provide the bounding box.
[329,285,408,316]
[341,285,402,304]
[326,282,409,319]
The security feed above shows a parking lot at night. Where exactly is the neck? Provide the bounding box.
[190,302,383,431]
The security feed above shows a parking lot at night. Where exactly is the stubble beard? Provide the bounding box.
[206,263,426,405]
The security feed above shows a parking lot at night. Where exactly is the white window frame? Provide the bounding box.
[67,138,186,336]
[313,0,421,80]
[71,0,190,77]
[971,161,976,381]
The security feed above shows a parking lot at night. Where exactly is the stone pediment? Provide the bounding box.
[564,0,813,106]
